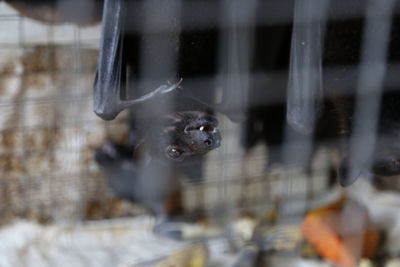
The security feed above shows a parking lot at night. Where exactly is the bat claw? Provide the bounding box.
[158,78,183,94]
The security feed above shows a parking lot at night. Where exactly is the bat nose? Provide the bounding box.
[204,139,212,147]
[204,138,221,149]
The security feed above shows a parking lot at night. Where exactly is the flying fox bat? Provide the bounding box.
[95,111,221,215]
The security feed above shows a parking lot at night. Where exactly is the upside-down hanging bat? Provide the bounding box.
[92,0,227,215]
[95,111,221,215]
[5,0,226,215]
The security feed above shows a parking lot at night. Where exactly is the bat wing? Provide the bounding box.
[93,0,125,120]
[93,0,182,120]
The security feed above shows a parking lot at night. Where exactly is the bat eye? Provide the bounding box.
[166,147,182,159]
[198,125,216,132]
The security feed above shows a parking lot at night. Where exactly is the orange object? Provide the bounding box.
[302,196,380,267]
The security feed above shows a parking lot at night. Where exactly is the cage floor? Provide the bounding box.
[0,216,336,267]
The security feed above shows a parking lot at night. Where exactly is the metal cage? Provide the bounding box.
[0,0,399,266]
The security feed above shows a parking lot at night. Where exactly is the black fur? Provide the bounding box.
[95,111,221,215]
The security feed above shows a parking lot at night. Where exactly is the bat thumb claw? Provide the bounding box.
[159,78,184,94]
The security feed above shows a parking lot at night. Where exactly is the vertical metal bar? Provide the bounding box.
[138,0,182,216]
[345,0,395,262]
[283,0,330,193]
[213,0,257,231]
[217,0,256,119]
[347,0,395,182]
[72,27,85,220]
[286,0,330,134]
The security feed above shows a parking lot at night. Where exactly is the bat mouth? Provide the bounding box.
[201,138,221,151]
[184,124,218,134]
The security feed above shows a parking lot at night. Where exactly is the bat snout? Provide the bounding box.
[202,130,222,151]
[204,137,220,150]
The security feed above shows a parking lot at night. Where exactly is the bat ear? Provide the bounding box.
[338,156,362,187]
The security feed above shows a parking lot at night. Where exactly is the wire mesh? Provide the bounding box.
[1,0,400,266]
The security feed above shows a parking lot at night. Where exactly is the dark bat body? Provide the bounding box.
[93,0,227,215]
[95,111,221,215]
[6,0,225,212]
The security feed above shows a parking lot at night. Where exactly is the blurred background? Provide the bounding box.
[0,0,400,266]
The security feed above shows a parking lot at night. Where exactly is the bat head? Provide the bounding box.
[149,111,222,163]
